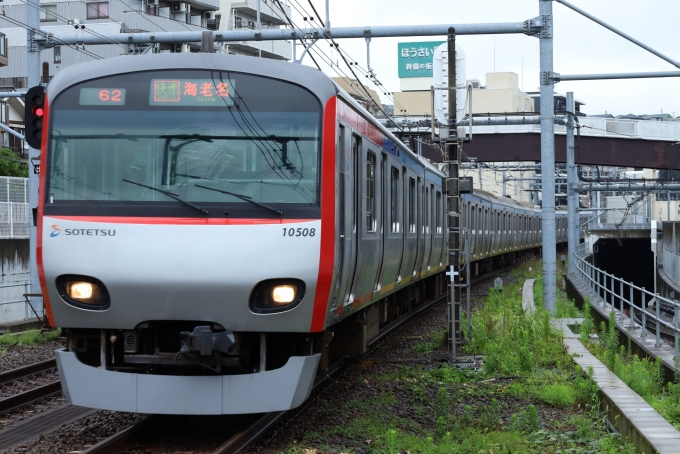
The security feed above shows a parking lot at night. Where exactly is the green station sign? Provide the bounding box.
[398,41,445,78]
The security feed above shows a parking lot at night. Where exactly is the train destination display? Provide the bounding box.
[149,79,235,106]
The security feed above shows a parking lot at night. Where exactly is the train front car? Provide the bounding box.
[38,54,337,415]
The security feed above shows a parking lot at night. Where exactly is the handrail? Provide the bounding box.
[573,243,678,350]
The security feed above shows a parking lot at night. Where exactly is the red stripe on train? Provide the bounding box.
[42,216,315,225]
[309,96,337,332]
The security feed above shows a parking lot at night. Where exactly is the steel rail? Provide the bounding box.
[212,292,448,454]
[0,381,62,413]
[75,266,506,454]
[0,359,56,385]
[81,416,160,454]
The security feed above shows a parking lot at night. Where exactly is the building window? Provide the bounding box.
[390,167,399,233]
[40,5,57,22]
[86,2,109,19]
[54,46,61,64]
[366,152,376,232]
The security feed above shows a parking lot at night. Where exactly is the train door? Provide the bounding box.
[374,153,390,294]
[414,176,425,277]
[434,189,444,268]
[341,134,361,306]
[348,142,382,306]
[420,183,432,276]
[378,159,404,292]
[399,171,418,285]
[333,125,350,309]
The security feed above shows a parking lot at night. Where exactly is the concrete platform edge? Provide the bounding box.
[559,276,680,454]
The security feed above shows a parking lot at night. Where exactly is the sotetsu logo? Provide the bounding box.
[50,225,116,237]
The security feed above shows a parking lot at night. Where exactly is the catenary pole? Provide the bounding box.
[37,22,534,46]
[26,0,42,317]
[566,92,577,275]
[556,71,680,81]
[539,0,556,312]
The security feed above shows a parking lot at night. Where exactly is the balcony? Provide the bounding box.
[230,0,289,26]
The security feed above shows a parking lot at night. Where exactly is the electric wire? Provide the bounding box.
[0,13,104,60]
[285,0,405,130]
[19,0,128,51]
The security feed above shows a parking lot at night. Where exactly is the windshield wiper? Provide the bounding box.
[122,179,209,215]
[194,184,283,216]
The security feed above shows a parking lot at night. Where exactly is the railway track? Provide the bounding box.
[82,292,448,454]
[0,359,61,414]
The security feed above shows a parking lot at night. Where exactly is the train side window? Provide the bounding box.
[366,152,376,232]
[436,191,442,234]
[390,167,399,233]
[408,177,416,233]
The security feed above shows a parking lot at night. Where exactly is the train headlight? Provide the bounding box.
[272,285,296,304]
[250,279,305,314]
[68,282,94,300]
[57,275,110,310]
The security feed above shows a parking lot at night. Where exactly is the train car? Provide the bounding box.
[38,53,449,415]
[38,53,568,416]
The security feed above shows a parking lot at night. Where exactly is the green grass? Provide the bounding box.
[0,328,61,346]
[413,328,447,354]
[276,258,638,454]
[582,310,680,431]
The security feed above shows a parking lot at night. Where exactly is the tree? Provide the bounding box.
[0,148,28,178]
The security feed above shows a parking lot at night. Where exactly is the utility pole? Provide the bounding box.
[539,0,557,312]
[26,0,42,317]
[445,27,461,359]
[566,92,577,274]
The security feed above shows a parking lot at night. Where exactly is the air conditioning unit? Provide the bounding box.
[147,0,160,5]
[172,2,187,13]
[247,20,255,29]
[204,11,214,20]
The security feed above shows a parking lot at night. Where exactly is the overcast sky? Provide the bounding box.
[291,0,680,117]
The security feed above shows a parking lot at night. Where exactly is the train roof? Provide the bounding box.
[331,82,444,178]
[46,53,443,178]
[46,53,338,112]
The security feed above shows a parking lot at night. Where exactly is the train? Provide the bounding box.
[37,53,568,415]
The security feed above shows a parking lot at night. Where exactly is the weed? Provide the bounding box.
[539,383,576,407]
[486,398,501,430]
[387,429,397,454]
[580,298,594,344]
[0,329,61,346]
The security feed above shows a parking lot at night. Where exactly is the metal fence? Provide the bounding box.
[573,242,680,354]
[0,176,29,239]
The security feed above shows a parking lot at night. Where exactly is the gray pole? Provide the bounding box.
[26,0,42,317]
[668,191,671,222]
[566,92,577,275]
[539,0,556,312]
[502,170,507,196]
[38,22,532,46]
[556,71,680,81]
[446,27,461,360]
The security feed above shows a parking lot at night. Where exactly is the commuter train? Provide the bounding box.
[38,54,567,415]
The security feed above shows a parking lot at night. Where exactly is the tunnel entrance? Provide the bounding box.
[593,238,654,311]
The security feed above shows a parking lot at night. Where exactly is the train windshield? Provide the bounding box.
[45,70,322,218]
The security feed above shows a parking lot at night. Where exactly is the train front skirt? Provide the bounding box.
[55,349,320,414]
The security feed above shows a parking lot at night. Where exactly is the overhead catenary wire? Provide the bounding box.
[0,13,104,60]
[18,0,129,51]
[291,0,404,131]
